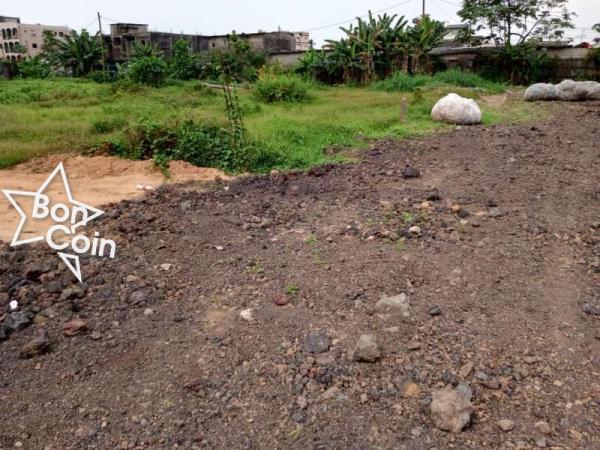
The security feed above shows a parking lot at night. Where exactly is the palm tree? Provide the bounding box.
[48,29,102,77]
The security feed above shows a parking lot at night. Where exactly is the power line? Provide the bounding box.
[430,0,458,22]
[306,0,415,32]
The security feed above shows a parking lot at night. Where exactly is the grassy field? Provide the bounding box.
[0,77,550,171]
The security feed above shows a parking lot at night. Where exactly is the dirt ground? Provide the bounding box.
[0,154,228,243]
[0,103,599,449]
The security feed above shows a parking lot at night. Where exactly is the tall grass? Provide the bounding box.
[371,69,507,94]
[0,76,539,171]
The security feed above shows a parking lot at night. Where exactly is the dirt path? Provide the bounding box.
[0,103,599,449]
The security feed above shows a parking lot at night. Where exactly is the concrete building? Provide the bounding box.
[0,16,70,61]
[105,23,309,63]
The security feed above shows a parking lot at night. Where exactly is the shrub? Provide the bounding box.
[169,40,200,80]
[371,72,430,92]
[108,120,276,173]
[127,56,168,87]
[371,69,506,93]
[90,117,127,134]
[253,74,313,103]
[16,57,51,79]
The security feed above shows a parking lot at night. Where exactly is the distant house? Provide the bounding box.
[0,16,70,61]
[105,23,311,63]
[440,24,469,48]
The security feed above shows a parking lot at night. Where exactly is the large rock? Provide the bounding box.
[430,385,473,433]
[557,79,589,101]
[524,83,558,101]
[431,93,482,125]
[525,79,600,102]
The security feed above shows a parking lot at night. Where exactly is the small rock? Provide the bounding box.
[534,421,551,435]
[402,166,421,179]
[5,311,34,332]
[488,207,502,218]
[240,309,254,322]
[273,293,288,306]
[9,300,18,311]
[160,263,173,271]
[428,306,442,317]
[59,285,85,301]
[408,226,421,236]
[459,361,475,379]
[406,341,421,351]
[19,329,51,358]
[582,304,600,316]
[297,395,308,410]
[304,330,330,354]
[63,318,88,337]
[353,334,381,362]
[259,218,273,229]
[430,385,473,433]
[376,293,410,318]
[143,308,154,317]
[457,208,471,219]
[90,331,102,340]
[498,419,515,432]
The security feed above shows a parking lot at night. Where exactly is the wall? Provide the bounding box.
[431,46,600,82]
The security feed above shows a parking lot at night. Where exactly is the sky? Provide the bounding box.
[4,0,600,46]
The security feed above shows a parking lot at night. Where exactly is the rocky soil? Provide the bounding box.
[1,103,599,449]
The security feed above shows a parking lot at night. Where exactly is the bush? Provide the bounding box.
[16,57,51,79]
[90,117,127,134]
[108,120,276,173]
[169,40,200,80]
[253,74,313,103]
[127,56,168,87]
[371,69,506,93]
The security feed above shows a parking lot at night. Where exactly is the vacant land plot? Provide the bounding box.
[0,78,547,170]
[1,102,598,449]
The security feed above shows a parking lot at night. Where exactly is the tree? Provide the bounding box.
[43,29,102,76]
[593,23,600,33]
[458,0,575,46]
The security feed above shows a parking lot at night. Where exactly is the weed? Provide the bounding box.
[285,284,299,296]
[394,239,406,252]
[305,233,317,245]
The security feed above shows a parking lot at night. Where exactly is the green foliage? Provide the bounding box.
[169,40,200,80]
[458,0,574,46]
[296,12,446,84]
[16,57,51,79]
[475,44,555,84]
[90,117,127,134]
[127,56,168,87]
[254,74,313,103]
[371,69,506,93]
[42,29,103,77]
[108,119,272,173]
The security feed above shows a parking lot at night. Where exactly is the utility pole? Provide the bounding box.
[97,12,107,81]
[422,0,426,17]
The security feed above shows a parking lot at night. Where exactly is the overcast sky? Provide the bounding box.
[5,0,600,45]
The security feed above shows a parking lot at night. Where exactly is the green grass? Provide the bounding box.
[371,69,507,94]
[0,76,545,171]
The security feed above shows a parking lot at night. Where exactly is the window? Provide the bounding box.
[6,28,11,39]
[59,31,64,37]
[12,28,17,36]
[32,43,37,49]
[1,29,5,39]
[3,42,8,52]
[8,42,14,52]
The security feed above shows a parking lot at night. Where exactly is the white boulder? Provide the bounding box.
[557,79,589,101]
[525,79,600,101]
[524,83,558,101]
[431,93,482,125]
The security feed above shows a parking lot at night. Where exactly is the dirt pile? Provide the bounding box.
[0,154,229,243]
[0,103,599,449]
